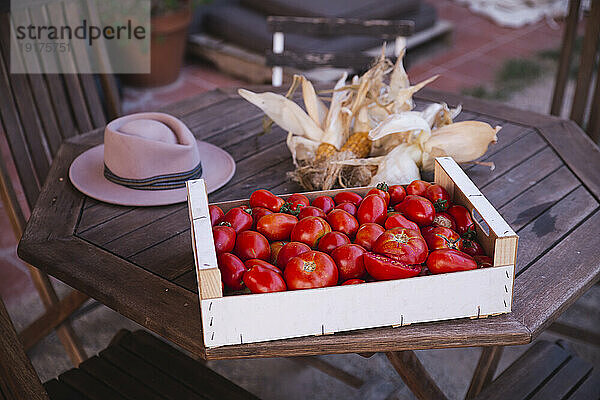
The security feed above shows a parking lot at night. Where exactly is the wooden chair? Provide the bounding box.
[266,16,414,86]
[550,0,600,142]
[0,295,261,400]
[473,340,600,400]
[0,8,120,366]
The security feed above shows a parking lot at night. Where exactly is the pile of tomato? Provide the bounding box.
[210,180,493,294]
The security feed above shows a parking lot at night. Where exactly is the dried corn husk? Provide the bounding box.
[238,89,324,142]
[421,121,501,171]
[238,47,500,190]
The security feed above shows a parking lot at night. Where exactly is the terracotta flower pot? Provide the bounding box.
[121,6,192,87]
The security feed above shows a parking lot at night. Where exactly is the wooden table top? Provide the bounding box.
[18,87,600,360]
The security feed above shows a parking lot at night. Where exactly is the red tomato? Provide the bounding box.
[298,206,327,220]
[220,207,253,233]
[422,226,460,251]
[406,180,431,196]
[209,205,224,226]
[474,255,493,268]
[317,232,350,254]
[244,258,282,274]
[432,212,457,231]
[217,253,246,290]
[249,189,285,212]
[290,216,331,248]
[373,227,428,265]
[342,279,365,285]
[384,213,419,231]
[276,241,311,270]
[251,207,273,230]
[270,241,288,265]
[281,193,309,215]
[458,238,485,256]
[363,252,422,281]
[427,249,477,274]
[256,213,298,241]
[327,209,359,238]
[394,195,435,227]
[334,191,363,206]
[234,231,271,261]
[425,184,452,212]
[243,265,286,293]
[354,223,385,251]
[388,185,406,205]
[287,193,310,207]
[284,251,338,290]
[334,202,357,216]
[312,196,335,213]
[212,225,236,254]
[367,183,390,206]
[331,244,366,281]
[447,205,476,238]
[357,194,387,225]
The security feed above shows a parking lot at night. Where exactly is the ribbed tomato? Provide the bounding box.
[422,226,460,251]
[281,193,309,215]
[284,251,338,289]
[458,238,485,256]
[394,195,435,226]
[447,205,476,238]
[312,196,335,213]
[317,231,350,254]
[354,223,385,251]
[432,212,457,231]
[243,265,286,293]
[234,231,270,261]
[327,209,359,238]
[388,185,406,205]
[298,206,327,220]
[334,191,362,206]
[425,184,452,212]
[356,194,387,225]
[217,253,246,290]
[384,213,419,231]
[426,249,477,274]
[290,216,331,248]
[244,258,282,274]
[249,189,285,212]
[372,227,428,264]
[276,241,311,270]
[367,183,390,207]
[256,213,298,241]
[220,207,254,233]
[363,252,422,281]
[212,225,236,254]
[209,205,224,226]
[405,180,431,196]
[331,244,366,281]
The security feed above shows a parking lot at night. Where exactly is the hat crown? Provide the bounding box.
[104,112,200,181]
[118,119,179,144]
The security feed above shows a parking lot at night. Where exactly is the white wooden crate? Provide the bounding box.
[186,157,518,348]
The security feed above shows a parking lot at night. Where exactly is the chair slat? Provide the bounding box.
[570,0,600,126]
[529,356,593,400]
[587,62,600,142]
[267,16,414,37]
[568,367,600,400]
[550,0,581,116]
[58,369,128,400]
[44,379,88,400]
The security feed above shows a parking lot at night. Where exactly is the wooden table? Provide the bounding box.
[18,87,600,399]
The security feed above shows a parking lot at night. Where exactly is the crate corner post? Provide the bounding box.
[186,179,223,301]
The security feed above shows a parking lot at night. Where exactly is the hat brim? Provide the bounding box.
[69,141,235,206]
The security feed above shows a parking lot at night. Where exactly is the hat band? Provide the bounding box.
[103,162,202,190]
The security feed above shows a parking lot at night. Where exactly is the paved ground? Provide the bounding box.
[1,1,598,398]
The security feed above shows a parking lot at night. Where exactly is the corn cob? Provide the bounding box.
[315,131,371,162]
